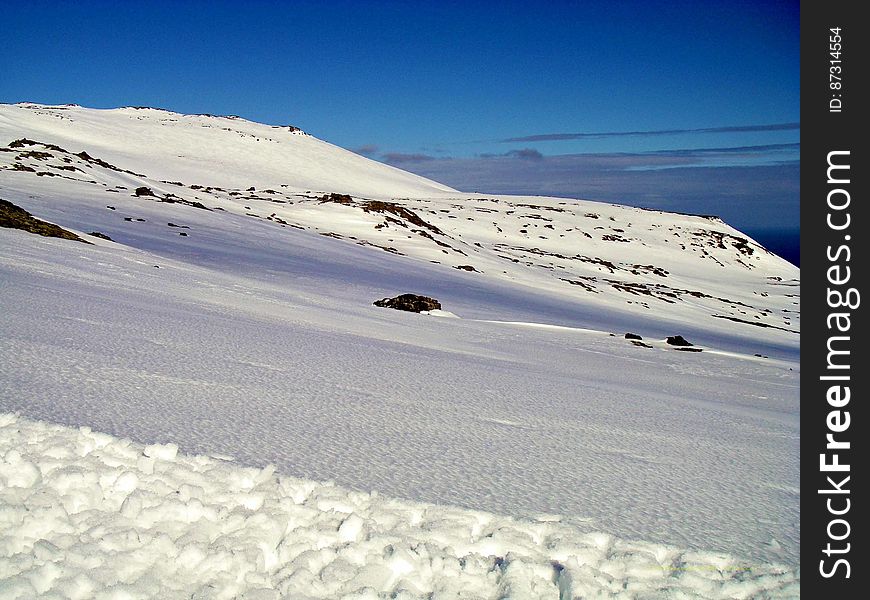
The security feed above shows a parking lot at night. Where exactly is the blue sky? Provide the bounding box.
[3,0,799,256]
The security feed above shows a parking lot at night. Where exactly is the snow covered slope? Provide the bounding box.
[0,413,799,599]
[0,103,798,356]
[1,103,799,592]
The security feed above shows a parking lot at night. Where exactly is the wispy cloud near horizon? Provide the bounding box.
[500,122,800,143]
[374,147,799,234]
[381,152,438,164]
[352,144,380,156]
[643,142,799,156]
[377,142,798,168]
[477,148,544,160]
[382,148,547,164]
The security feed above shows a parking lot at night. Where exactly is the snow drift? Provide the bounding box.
[0,413,798,599]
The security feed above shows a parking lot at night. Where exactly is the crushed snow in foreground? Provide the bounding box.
[0,414,798,599]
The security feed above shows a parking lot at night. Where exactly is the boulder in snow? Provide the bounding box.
[374,294,441,313]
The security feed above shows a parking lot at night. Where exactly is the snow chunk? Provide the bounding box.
[1,450,41,488]
[338,514,365,543]
[142,442,178,461]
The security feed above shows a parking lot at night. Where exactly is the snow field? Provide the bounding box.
[0,413,799,599]
[1,102,801,594]
[0,231,800,567]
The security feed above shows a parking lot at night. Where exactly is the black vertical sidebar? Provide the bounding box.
[802,0,867,596]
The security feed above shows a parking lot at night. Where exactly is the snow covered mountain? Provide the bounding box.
[0,103,798,355]
[0,103,799,597]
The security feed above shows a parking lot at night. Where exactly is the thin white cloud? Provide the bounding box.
[500,122,800,143]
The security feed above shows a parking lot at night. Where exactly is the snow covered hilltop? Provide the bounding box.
[0,103,798,354]
[0,103,799,596]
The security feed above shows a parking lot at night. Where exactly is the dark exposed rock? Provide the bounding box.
[454,265,478,272]
[624,332,643,340]
[711,314,798,333]
[272,124,303,132]
[630,340,653,348]
[374,294,441,313]
[88,231,113,241]
[666,335,693,347]
[181,199,210,210]
[8,138,66,153]
[361,200,444,235]
[674,347,703,352]
[17,150,52,160]
[0,199,89,243]
[134,188,210,211]
[319,192,354,205]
